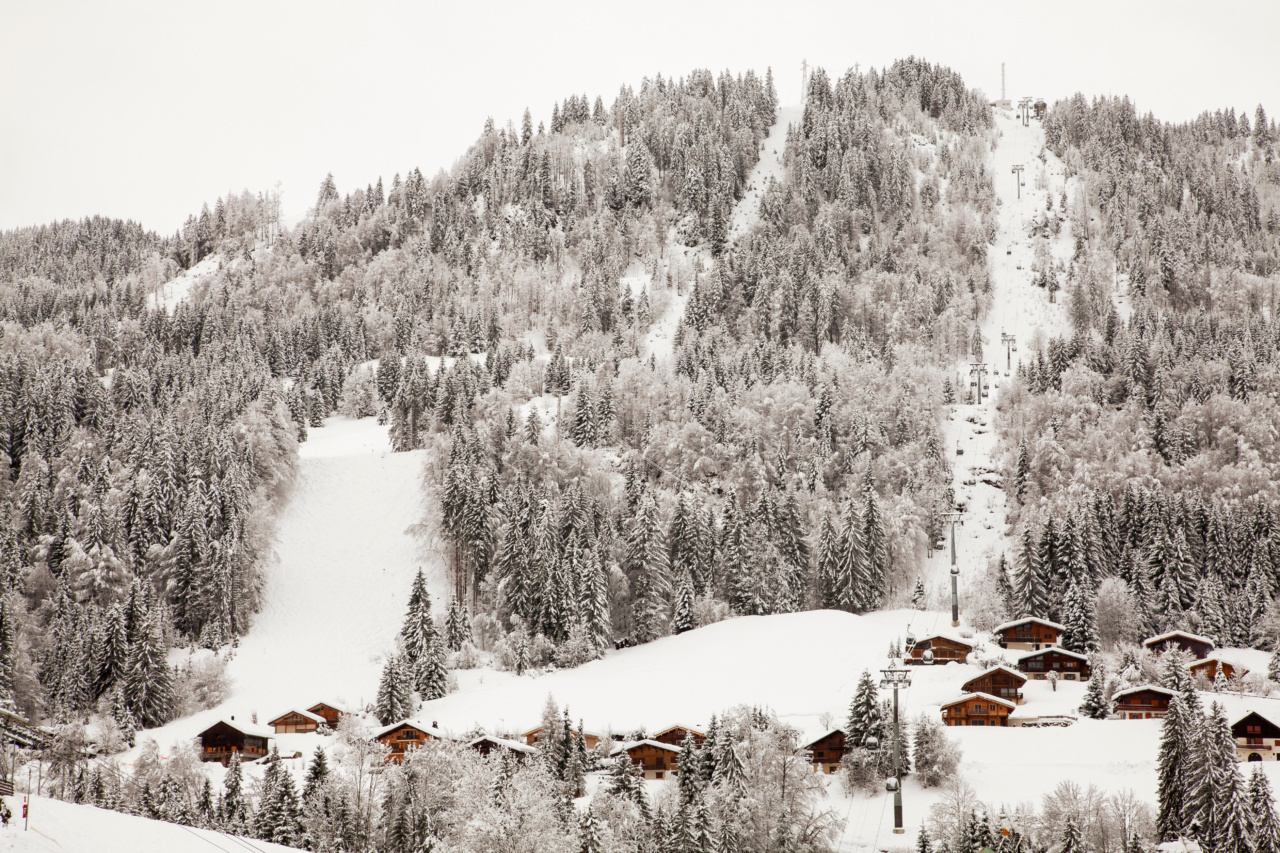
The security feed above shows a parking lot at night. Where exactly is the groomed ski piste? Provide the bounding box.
[94,103,1280,852]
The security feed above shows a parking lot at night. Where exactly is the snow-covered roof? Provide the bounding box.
[941,692,1017,710]
[1018,647,1089,662]
[610,738,682,756]
[469,735,539,755]
[802,728,845,748]
[1143,631,1215,649]
[268,708,327,726]
[963,664,1027,685]
[373,720,455,741]
[202,718,274,740]
[993,617,1065,634]
[916,630,972,646]
[1231,709,1280,730]
[1112,684,1174,700]
[653,724,705,738]
[308,701,351,714]
[1199,648,1265,672]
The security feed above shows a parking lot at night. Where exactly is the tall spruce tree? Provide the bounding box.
[124,612,174,728]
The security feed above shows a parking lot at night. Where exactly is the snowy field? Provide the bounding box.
[146,252,221,314]
[0,795,293,853]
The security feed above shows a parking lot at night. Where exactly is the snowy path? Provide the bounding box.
[222,416,449,716]
[939,108,1075,605]
[637,104,801,362]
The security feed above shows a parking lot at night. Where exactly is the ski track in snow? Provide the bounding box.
[940,108,1076,608]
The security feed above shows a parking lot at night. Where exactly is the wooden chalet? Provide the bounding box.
[1017,648,1091,681]
[992,617,1063,651]
[1233,711,1280,762]
[198,718,272,766]
[375,721,449,764]
[907,634,973,665]
[941,693,1015,727]
[469,735,539,760]
[962,665,1027,704]
[613,739,682,780]
[1143,631,1215,660]
[803,729,847,774]
[1189,658,1248,682]
[307,702,349,727]
[652,725,706,747]
[1112,685,1173,719]
[268,709,327,734]
[0,708,50,750]
[521,726,602,749]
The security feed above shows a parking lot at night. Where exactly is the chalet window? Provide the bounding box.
[1025,661,1043,670]
[974,705,984,712]
[1249,726,1262,734]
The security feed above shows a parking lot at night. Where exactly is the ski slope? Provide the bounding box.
[727,104,802,245]
[0,795,293,853]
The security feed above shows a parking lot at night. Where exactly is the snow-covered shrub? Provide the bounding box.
[840,747,882,795]
[173,653,229,717]
[694,594,730,628]
[449,641,483,670]
[1095,577,1144,649]
[912,713,962,787]
[554,625,601,669]
[338,364,379,418]
[470,611,503,652]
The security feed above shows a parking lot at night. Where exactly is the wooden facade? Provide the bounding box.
[941,694,1015,727]
[1113,686,1172,719]
[1233,712,1280,762]
[1017,648,1091,681]
[268,709,326,734]
[522,726,602,750]
[307,703,348,727]
[376,722,443,763]
[1189,659,1247,682]
[1143,631,1215,660]
[198,720,271,766]
[907,635,973,665]
[993,618,1063,651]
[617,740,683,780]
[804,729,847,773]
[962,666,1027,704]
[652,725,706,747]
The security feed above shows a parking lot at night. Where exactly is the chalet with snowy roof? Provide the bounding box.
[198,718,272,766]
[521,726,602,750]
[906,634,973,665]
[613,739,682,780]
[992,617,1063,651]
[375,721,450,763]
[307,702,349,727]
[652,725,705,747]
[1017,648,1091,681]
[1232,711,1280,762]
[1112,685,1173,719]
[803,729,847,774]
[1143,631,1215,660]
[0,708,49,750]
[1189,657,1248,682]
[268,709,327,734]
[941,693,1015,727]
[469,735,539,760]
[962,665,1027,704]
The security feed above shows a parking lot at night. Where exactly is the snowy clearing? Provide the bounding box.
[146,253,221,314]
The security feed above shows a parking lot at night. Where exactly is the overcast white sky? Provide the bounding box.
[2,0,1277,235]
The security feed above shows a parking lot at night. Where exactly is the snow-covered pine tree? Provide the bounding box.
[1248,765,1280,853]
[846,670,884,748]
[673,572,695,634]
[124,612,174,728]
[399,569,440,695]
[444,596,472,652]
[1060,581,1099,654]
[375,654,413,725]
[911,578,927,610]
[0,599,14,709]
[626,494,669,643]
[419,633,449,701]
[1079,664,1111,719]
[1156,693,1195,841]
[302,745,328,803]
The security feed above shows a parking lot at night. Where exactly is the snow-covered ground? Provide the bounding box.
[0,795,293,853]
[135,416,449,760]
[146,253,221,314]
[727,104,801,245]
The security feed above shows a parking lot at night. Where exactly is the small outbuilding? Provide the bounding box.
[1232,711,1280,762]
[962,665,1027,704]
[803,729,847,774]
[1112,685,1173,719]
[1143,631,1215,660]
[992,617,1063,651]
[613,739,682,780]
[941,693,1015,727]
[198,718,273,766]
[907,634,973,665]
[469,735,539,760]
[1017,647,1091,681]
